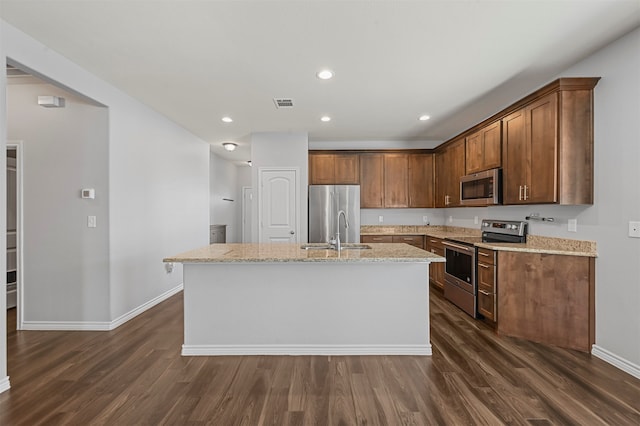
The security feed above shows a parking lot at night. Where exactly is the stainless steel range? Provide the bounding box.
[443,219,527,317]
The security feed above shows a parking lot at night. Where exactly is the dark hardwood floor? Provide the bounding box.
[1,287,639,425]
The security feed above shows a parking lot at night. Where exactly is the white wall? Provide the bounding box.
[0,19,210,387]
[251,132,308,243]
[361,208,446,226]
[210,150,239,242]
[7,82,110,322]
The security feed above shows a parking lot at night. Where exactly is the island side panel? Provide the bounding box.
[182,262,431,355]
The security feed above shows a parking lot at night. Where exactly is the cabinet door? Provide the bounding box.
[447,139,466,207]
[527,93,558,203]
[465,131,483,174]
[502,109,528,204]
[426,237,445,289]
[434,151,447,208]
[334,154,359,184]
[408,154,434,208]
[359,154,384,208]
[309,154,335,185]
[482,121,502,171]
[383,154,409,208]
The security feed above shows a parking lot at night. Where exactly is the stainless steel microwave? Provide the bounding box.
[460,168,502,206]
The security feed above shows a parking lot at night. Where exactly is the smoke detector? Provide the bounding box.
[273,98,294,109]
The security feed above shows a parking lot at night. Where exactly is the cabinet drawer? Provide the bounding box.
[392,235,424,249]
[477,286,496,322]
[426,237,444,250]
[477,261,496,290]
[361,235,393,243]
[477,248,496,265]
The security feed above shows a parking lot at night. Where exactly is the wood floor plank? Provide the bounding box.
[1,288,639,425]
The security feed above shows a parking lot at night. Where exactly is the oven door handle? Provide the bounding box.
[443,241,474,253]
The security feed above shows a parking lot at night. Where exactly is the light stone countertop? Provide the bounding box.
[164,243,446,264]
[361,225,597,257]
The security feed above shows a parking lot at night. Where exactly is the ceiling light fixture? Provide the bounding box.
[320,116,331,122]
[222,142,238,151]
[316,69,334,80]
[221,116,233,123]
[419,115,431,121]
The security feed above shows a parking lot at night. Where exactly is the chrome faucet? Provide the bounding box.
[334,210,349,251]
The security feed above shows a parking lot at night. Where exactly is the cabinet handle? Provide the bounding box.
[403,237,413,241]
[524,185,529,201]
[478,252,490,257]
[518,185,523,201]
[373,237,383,241]
[478,263,490,269]
[478,290,491,296]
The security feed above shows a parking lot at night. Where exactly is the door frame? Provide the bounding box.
[7,141,24,330]
[257,167,300,243]
[241,186,253,243]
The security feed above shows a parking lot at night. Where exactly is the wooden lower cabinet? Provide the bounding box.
[476,248,497,322]
[360,235,393,244]
[391,235,424,249]
[361,234,424,250]
[497,251,595,352]
[425,237,445,290]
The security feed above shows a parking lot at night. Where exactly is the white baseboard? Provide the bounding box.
[592,344,640,379]
[21,284,183,331]
[0,376,10,394]
[182,344,433,356]
[109,283,183,329]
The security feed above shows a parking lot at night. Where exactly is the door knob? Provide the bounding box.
[290,230,295,235]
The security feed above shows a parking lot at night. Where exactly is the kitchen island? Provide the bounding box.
[164,243,444,356]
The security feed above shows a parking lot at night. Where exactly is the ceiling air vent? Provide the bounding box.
[273,98,294,109]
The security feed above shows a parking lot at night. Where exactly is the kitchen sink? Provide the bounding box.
[300,243,371,250]
[301,244,333,250]
[340,244,372,250]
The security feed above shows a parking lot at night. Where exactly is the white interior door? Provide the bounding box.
[259,168,299,243]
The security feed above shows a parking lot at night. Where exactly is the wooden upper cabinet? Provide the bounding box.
[502,78,598,205]
[309,154,335,184]
[309,153,359,185]
[435,138,465,207]
[503,93,558,204]
[465,121,501,174]
[359,154,384,208]
[408,153,434,208]
[334,154,359,184]
[383,154,409,208]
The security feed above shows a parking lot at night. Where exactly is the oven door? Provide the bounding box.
[443,241,476,293]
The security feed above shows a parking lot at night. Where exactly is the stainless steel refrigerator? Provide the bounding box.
[308,185,360,244]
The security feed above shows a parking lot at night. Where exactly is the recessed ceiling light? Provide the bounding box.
[222,142,238,151]
[320,116,331,122]
[316,69,334,80]
[221,116,233,123]
[419,115,431,121]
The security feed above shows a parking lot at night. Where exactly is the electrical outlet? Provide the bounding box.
[448,215,453,223]
[378,215,384,223]
[87,215,97,228]
[568,219,577,232]
[165,262,174,273]
[474,216,479,225]
[423,215,429,223]
[629,221,640,238]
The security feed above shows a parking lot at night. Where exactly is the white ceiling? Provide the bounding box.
[2,1,639,162]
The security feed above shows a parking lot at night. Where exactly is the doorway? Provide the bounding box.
[6,142,22,330]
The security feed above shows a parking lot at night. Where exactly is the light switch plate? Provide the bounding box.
[630,221,640,238]
[88,216,97,228]
[378,215,384,223]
